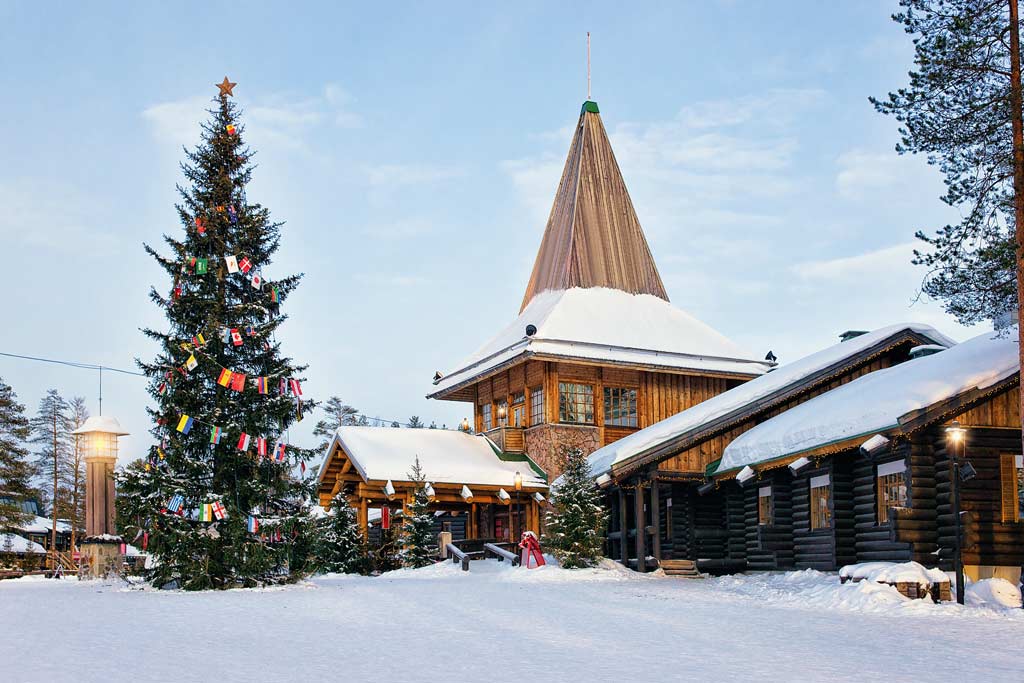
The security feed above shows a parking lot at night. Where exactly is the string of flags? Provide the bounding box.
[172,412,291,463]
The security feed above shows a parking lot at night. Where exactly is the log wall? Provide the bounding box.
[743,471,795,571]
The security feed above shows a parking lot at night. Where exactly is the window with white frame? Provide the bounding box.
[876,460,908,524]
[809,474,832,530]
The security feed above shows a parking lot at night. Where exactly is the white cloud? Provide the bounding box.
[0,180,121,254]
[792,242,917,281]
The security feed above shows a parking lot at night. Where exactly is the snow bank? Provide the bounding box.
[967,579,1023,609]
[583,323,952,480]
[1,533,45,554]
[379,556,654,583]
[839,561,949,589]
[720,327,1017,472]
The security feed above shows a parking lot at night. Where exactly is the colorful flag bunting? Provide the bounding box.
[195,217,206,234]
[251,273,262,289]
[230,328,243,346]
[199,504,213,522]
[210,426,222,444]
[225,255,239,273]
[226,124,237,135]
[273,442,287,462]
[256,376,267,395]
[270,286,279,303]
[246,325,256,336]
[176,415,194,434]
[300,460,306,475]
[257,437,267,457]
[289,379,302,397]
[158,382,167,395]
[193,333,207,347]
[196,258,208,275]
[185,354,198,371]
[279,378,287,395]
[247,516,259,533]
[229,205,238,224]
[237,433,251,451]
[217,368,233,387]
[238,257,253,274]
[230,372,246,392]
[211,501,227,520]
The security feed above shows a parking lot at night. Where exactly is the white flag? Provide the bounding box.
[251,274,262,289]
[225,255,239,274]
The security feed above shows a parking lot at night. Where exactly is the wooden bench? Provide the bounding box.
[446,543,471,571]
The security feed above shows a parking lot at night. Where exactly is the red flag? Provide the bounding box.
[238,257,252,274]
[230,372,246,392]
[230,328,243,346]
[381,507,391,530]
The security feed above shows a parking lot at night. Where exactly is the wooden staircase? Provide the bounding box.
[658,559,703,579]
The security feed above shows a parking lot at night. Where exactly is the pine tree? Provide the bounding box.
[315,493,367,574]
[407,416,423,429]
[372,512,404,573]
[543,447,607,569]
[64,397,89,550]
[401,457,436,568]
[0,378,33,529]
[115,82,317,590]
[871,0,1020,325]
[313,397,361,451]
[29,390,71,521]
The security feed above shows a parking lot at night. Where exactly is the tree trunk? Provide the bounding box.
[1008,0,1024,607]
[50,410,58,570]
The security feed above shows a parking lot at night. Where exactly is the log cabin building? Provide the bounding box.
[709,328,1021,584]
[317,427,547,544]
[427,100,771,481]
[584,324,957,572]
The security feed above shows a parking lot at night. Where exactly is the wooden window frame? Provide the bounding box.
[603,387,638,427]
[758,486,773,527]
[809,474,832,531]
[876,460,908,525]
[496,399,508,427]
[529,387,544,427]
[558,382,594,425]
[1000,453,1024,524]
[481,404,492,432]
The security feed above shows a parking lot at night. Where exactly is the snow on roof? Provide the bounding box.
[718,327,1017,473]
[16,515,73,535]
[71,415,129,436]
[2,533,46,554]
[583,323,955,480]
[327,427,547,489]
[430,287,770,396]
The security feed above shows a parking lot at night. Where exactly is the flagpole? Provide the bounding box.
[587,32,591,100]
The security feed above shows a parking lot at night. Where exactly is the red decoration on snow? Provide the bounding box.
[518,532,545,568]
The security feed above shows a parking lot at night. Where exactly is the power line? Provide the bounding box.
[0,351,145,376]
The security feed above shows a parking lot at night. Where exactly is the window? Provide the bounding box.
[558,382,594,424]
[758,486,773,526]
[809,474,832,530]
[529,387,544,426]
[999,454,1024,523]
[876,460,908,524]
[481,404,492,431]
[604,387,638,427]
[510,392,525,427]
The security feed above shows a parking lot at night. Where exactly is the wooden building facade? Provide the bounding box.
[428,100,769,481]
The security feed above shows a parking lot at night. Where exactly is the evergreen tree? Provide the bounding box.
[390,421,400,428]
[64,397,89,549]
[315,492,367,574]
[400,457,435,568]
[115,82,317,590]
[313,397,361,451]
[29,390,71,521]
[543,447,607,569]
[0,378,33,529]
[407,416,423,429]
[372,511,404,573]
[871,0,1020,326]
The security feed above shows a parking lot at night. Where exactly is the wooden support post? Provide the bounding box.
[618,487,628,565]
[470,503,478,539]
[358,498,368,540]
[634,484,646,573]
[650,479,661,563]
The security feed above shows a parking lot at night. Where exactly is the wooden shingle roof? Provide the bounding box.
[520,101,668,311]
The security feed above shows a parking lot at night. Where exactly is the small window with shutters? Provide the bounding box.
[999,453,1024,523]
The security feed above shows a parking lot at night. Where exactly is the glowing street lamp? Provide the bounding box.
[945,420,968,605]
[71,415,129,577]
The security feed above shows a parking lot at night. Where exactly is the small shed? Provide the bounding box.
[317,427,548,543]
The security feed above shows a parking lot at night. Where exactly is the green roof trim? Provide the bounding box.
[485,440,549,482]
[581,100,600,114]
[705,458,722,477]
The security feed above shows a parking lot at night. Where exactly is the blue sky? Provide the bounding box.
[0,1,980,463]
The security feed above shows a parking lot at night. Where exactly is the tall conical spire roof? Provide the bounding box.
[520,101,669,312]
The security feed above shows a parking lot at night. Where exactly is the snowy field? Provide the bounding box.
[3,561,1023,682]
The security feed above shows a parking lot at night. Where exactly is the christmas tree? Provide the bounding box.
[116,78,316,590]
[400,457,435,568]
[315,492,368,574]
[543,447,607,569]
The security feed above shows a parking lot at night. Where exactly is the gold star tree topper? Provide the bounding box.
[216,77,237,97]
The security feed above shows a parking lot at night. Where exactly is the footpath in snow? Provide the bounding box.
[2,560,1023,682]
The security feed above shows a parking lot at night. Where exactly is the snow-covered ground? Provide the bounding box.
[2,561,1023,682]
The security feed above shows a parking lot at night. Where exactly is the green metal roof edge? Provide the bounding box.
[581,100,600,114]
[485,439,549,482]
